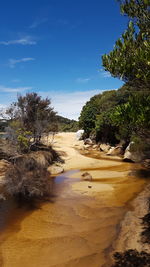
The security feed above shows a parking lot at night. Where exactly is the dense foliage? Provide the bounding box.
[79,84,135,143]
[79,0,150,158]
[102,0,150,87]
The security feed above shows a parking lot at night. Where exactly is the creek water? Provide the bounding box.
[0,153,147,267]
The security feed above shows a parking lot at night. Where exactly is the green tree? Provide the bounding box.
[102,0,150,87]
[79,85,133,140]
[110,93,150,155]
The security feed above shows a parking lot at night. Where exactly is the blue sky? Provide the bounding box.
[0,0,128,119]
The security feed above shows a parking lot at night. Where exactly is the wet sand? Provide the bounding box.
[0,133,148,267]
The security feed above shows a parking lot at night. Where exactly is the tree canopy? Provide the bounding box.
[102,0,150,87]
[6,93,57,152]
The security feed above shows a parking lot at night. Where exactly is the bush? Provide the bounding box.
[4,158,52,199]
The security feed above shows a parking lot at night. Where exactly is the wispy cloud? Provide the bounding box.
[99,69,111,78]
[0,85,33,93]
[0,36,36,45]
[8,57,35,68]
[76,77,91,83]
[29,18,48,29]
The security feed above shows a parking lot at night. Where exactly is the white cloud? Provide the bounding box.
[29,18,48,29]
[99,70,111,78]
[0,85,33,93]
[76,77,91,83]
[8,57,35,68]
[0,36,36,45]
[40,89,103,120]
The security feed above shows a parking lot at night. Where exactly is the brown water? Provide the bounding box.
[0,155,147,267]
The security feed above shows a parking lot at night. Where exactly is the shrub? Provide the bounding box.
[4,158,52,199]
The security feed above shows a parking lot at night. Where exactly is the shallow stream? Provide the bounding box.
[0,153,148,267]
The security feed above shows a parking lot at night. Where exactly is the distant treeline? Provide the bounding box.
[0,115,78,133]
[56,115,78,132]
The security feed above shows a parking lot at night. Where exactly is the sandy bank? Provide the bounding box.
[49,132,123,171]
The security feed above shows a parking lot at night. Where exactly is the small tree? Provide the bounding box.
[6,92,57,151]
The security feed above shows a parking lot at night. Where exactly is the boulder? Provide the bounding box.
[92,144,98,150]
[123,142,144,162]
[107,146,123,156]
[81,172,92,181]
[84,138,93,145]
[84,144,91,150]
[100,144,111,153]
[47,165,64,175]
[76,130,84,141]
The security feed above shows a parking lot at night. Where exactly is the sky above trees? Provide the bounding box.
[0,0,128,119]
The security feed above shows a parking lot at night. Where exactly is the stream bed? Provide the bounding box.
[0,155,148,267]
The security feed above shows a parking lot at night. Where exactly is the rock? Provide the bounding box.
[47,165,64,175]
[84,144,91,150]
[123,142,144,162]
[88,185,92,188]
[100,144,111,153]
[142,159,150,169]
[107,146,123,156]
[123,151,134,162]
[93,144,98,150]
[81,172,92,181]
[76,130,84,140]
[123,142,135,162]
[84,138,93,145]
